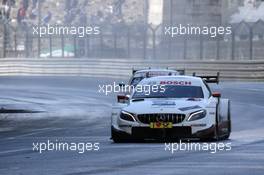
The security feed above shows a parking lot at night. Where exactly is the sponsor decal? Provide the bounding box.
[152,101,176,106]
[160,81,192,85]
[178,105,202,111]
[148,72,175,77]
[191,124,207,127]
[150,122,173,129]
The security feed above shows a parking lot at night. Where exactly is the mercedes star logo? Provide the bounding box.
[157,114,166,122]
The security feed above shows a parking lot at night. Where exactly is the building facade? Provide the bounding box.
[162,0,223,26]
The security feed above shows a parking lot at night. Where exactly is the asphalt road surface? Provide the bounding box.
[0,76,264,175]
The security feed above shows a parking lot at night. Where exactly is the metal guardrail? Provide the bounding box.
[0,58,263,81]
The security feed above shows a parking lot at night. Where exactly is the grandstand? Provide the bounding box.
[1,0,146,27]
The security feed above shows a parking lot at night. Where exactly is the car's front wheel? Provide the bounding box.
[111,127,131,143]
[223,100,231,140]
[215,99,232,141]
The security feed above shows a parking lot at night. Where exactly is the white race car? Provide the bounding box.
[111,74,231,142]
[117,68,184,103]
[128,68,185,86]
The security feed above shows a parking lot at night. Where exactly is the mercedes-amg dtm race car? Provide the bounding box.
[111,74,231,142]
[127,68,185,86]
[117,68,184,103]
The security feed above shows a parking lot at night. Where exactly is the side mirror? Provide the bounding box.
[117,94,130,103]
[212,92,221,98]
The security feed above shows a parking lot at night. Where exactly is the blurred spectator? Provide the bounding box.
[83,0,89,7]
[23,0,29,10]
[2,0,7,5]
[2,0,15,5]
[42,11,52,25]
[32,0,38,9]
[29,7,37,19]
[71,0,78,9]
[1,4,11,19]
[65,0,71,11]
[17,6,26,24]
[65,0,78,12]
[64,10,76,24]
[1,0,15,19]
[79,10,87,25]
[114,0,125,17]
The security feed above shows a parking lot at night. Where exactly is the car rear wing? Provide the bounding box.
[132,68,185,75]
[132,68,148,75]
[173,69,185,75]
[192,72,220,84]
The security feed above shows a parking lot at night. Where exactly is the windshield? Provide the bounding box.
[130,77,144,86]
[132,85,204,99]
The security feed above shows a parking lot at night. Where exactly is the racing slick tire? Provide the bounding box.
[200,99,231,142]
[215,99,231,141]
[222,100,231,140]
